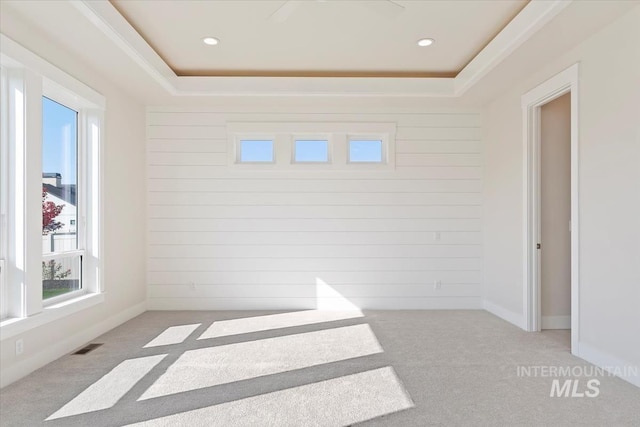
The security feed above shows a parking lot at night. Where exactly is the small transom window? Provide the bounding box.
[239,140,274,162]
[349,139,383,163]
[294,140,329,163]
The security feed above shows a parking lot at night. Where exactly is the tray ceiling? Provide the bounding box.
[8,0,627,99]
[110,0,528,78]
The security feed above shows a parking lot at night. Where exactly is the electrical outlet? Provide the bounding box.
[15,339,24,356]
[434,280,442,290]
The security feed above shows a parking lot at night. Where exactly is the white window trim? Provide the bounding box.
[0,260,6,321]
[41,84,94,308]
[226,122,396,170]
[0,34,105,339]
[41,91,86,307]
[229,134,277,168]
[0,293,105,341]
[0,66,8,320]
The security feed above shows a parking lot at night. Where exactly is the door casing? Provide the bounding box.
[521,63,580,356]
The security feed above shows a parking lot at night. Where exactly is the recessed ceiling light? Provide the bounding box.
[202,37,220,46]
[417,38,434,47]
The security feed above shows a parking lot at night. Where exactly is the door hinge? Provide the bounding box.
[537,243,541,249]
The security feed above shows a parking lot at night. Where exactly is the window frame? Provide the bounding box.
[229,133,277,168]
[238,138,275,164]
[291,134,332,165]
[347,134,388,165]
[41,91,84,306]
[226,122,396,170]
[0,34,105,338]
[0,66,8,320]
[0,259,5,321]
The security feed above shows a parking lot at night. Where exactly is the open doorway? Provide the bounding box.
[540,94,571,331]
[522,64,580,356]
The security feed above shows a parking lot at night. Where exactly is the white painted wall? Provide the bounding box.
[0,9,147,386]
[483,6,640,379]
[147,108,482,310]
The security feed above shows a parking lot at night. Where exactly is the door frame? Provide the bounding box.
[521,63,580,355]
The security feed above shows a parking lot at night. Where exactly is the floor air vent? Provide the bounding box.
[73,343,103,355]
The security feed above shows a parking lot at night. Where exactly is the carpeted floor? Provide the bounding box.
[1,310,639,426]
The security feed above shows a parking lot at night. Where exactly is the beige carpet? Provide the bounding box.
[1,310,639,426]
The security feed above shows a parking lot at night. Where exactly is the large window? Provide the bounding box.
[0,34,104,334]
[42,97,81,302]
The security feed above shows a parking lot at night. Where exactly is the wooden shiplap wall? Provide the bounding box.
[146,108,482,310]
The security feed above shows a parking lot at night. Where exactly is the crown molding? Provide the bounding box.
[455,0,572,95]
[71,0,572,98]
[71,0,177,94]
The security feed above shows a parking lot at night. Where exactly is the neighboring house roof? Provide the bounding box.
[44,184,76,206]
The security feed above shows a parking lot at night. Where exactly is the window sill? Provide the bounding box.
[0,292,105,341]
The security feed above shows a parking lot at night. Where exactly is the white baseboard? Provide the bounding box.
[147,296,484,311]
[0,300,147,388]
[483,299,525,330]
[541,315,570,329]
[577,341,640,389]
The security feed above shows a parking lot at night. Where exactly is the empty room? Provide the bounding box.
[0,0,639,425]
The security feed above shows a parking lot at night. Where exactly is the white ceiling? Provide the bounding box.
[110,0,527,77]
[1,0,637,104]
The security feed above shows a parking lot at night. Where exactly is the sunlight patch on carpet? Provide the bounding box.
[144,323,201,348]
[127,367,413,426]
[198,310,362,340]
[139,324,381,400]
[47,355,166,420]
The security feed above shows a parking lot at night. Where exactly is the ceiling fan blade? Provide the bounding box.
[362,0,405,18]
[269,1,301,23]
